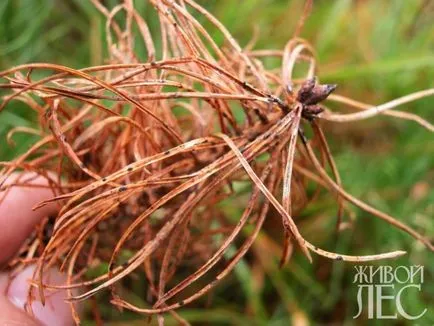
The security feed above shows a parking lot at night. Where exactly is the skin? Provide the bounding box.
[0,174,79,326]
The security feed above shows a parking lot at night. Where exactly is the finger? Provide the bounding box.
[0,173,58,264]
[1,265,79,326]
[0,273,39,325]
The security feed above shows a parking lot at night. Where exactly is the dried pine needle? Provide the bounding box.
[0,0,432,321]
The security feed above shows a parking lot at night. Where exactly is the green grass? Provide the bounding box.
[1,0,433,324]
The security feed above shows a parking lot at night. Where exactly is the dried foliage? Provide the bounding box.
[0,0,433,322]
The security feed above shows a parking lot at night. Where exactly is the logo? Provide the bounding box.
[353,265,427,320]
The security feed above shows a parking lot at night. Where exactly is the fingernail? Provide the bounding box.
[8,266,78,326]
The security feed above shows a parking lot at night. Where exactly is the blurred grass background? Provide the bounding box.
[0,0,433,325]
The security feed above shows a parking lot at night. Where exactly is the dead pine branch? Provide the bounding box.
[0,0,433,322]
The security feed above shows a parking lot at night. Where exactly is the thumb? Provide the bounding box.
[0,273,39,325]
[1,265,79,326]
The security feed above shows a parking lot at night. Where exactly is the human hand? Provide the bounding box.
[0,174,79,326]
